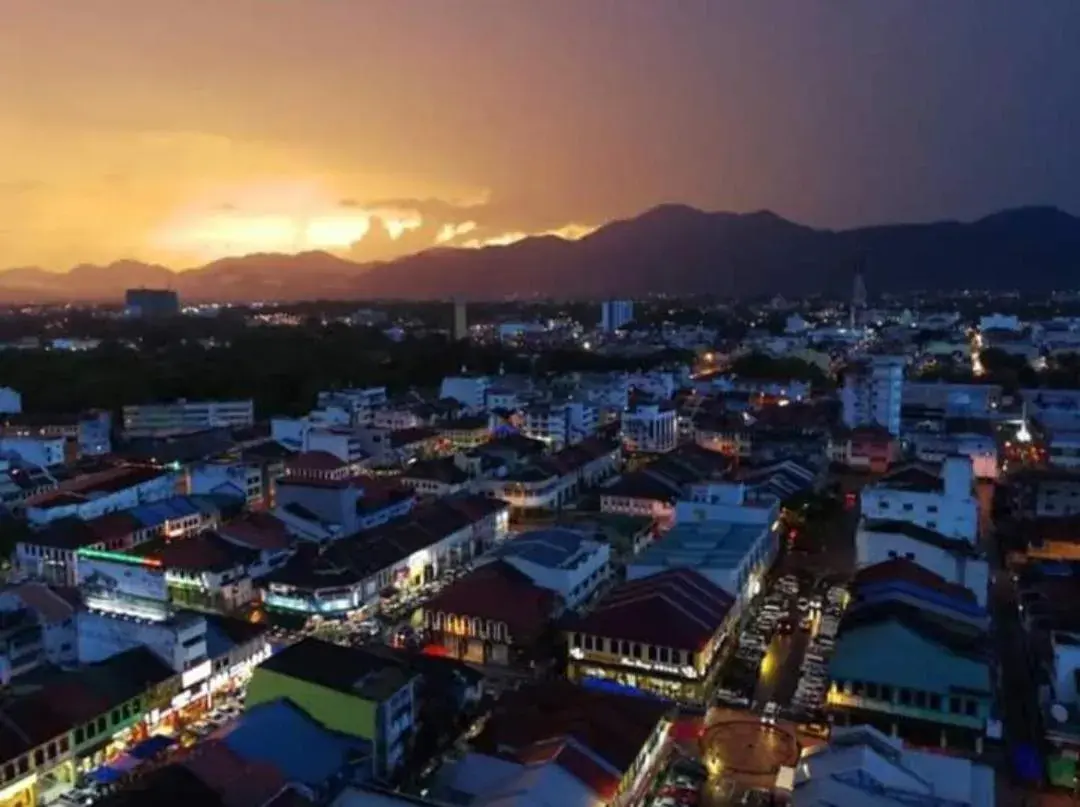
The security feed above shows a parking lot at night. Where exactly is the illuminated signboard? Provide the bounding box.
[77,550,170,620]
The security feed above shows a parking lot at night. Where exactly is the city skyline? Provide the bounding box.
[4,1,1080,271]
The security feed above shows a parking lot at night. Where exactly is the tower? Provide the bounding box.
[453,299,468,341]
[850,262,868,329]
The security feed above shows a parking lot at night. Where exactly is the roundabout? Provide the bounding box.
[700,719,800,776]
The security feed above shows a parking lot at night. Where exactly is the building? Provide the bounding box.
[435,680,671,807]
[246,638,419,778]
[859,459,979,543]
[0,410,112,456]
[122,399,255,437]
[621,403,678,454]
[776,725,994,807]
[421,561,559,666]
[0,436,69,468]
[842,356,905,436]
[275,475,415,538]
[23,466,180,527]
[518,402,598,449]
[453,300,468,341]
[855,520,989,606]
[0,387,21,414]
[263,495,509,617]
[627,482,780,611]
[316,388,388,426]
[826,598,993,751]
[566,568,734,706]
[826,425,901,474]
[488,527,612,610]
[0,646,178,807]
[600,300,634,332]
[125,288,180,318]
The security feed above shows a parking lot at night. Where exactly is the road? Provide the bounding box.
[753,630,811,710]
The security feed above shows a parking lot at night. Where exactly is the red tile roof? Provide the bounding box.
[5,581,76,623]
[424,561,557,643]
[570,568,734,651]
[853,558,978,604]
[218,513,292,552]
[473,679,668,795]
[184,741,287,807]
[85,511,142,543]
[287,451,347,473]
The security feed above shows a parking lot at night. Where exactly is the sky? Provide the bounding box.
[2,0,1079,270]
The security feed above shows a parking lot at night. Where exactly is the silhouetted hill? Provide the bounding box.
[1,205,1078,302]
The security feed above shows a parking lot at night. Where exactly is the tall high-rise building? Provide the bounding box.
[600,299,634,332]
[453,299,468,341]
[850,265,868,329]
[125,288,180,318]
[841,356,905,436]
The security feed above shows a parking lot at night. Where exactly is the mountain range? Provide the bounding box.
[2,205,1079,303]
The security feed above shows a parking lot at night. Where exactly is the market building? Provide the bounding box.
[565,568,735,705]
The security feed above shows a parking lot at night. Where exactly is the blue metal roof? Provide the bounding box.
[128,495,206,528]
[494,528,591,569]
[222,700,369,786]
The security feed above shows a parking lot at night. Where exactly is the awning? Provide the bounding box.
[128,734,175,761]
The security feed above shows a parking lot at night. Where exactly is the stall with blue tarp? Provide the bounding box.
[128,734,175,760]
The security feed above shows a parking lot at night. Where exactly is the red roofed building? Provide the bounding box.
[438,679,671,807]
[565,568,735,705]
[422,561,559,666]
[828,424,902,473]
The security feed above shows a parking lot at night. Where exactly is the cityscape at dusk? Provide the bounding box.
[2,3,1080,807]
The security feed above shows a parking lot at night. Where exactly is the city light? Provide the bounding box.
[77,548,163,569]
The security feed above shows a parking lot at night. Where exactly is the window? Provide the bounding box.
[584,635,594,651]
[621,640,630,656]
[852,681,864,695]
[46,743,56,760]
[74,728,84,744]
[17,757,28,775]
[899,688,912,706]
[97,717,106,733]
[904,552,915,560]
[58,737,69,754]
[33,750,43,767]
[929,694,942,711]
[965,700,977,717]
[647,646,657,661]
[110,709,120,725]
[902,503,914,512]
[926,521,937,529]
[914,691,927,708]
[880,685,893,702]
[571,633,581,648]
[658,647,669,663]
[632,643,642,659]
[949,697,961,714]
[866,682,879,698]
[927,505,938,513]
[3,763,12,781]
[887,550,898,559]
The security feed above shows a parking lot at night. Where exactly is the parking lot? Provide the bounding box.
[715,569,848,727]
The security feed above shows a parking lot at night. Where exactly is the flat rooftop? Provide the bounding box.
[632,519,766,572]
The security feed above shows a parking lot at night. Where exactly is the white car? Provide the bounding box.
[761,701,780,725]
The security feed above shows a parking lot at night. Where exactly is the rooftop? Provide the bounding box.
[569,568,733,651]
[256,638,416,703]
[632,518,770,574]
[853,558,978,606]
[424,561,557,643]
[492,527,601,571]
[219,699,370,788]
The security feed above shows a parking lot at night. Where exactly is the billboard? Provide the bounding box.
[77,553,170,619]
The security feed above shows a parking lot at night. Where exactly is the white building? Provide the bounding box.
[24,468,179,527]
[978,313,1022,332]
[316,388,387,426]
[490,527,612,610]
[122,399,255,436]
[842,355,904,436]
[621,403,678,453]
[600,299,634,332]
[860,458,978,543]
[519,402,598,449]
[77,609,209,675]
[188,462,265,507]
[909,432,999,480]
[777,724,994,807]
[0,436,67,467]
[439,376,492,412]
[627,482,780,611]
[855,520,989,607]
